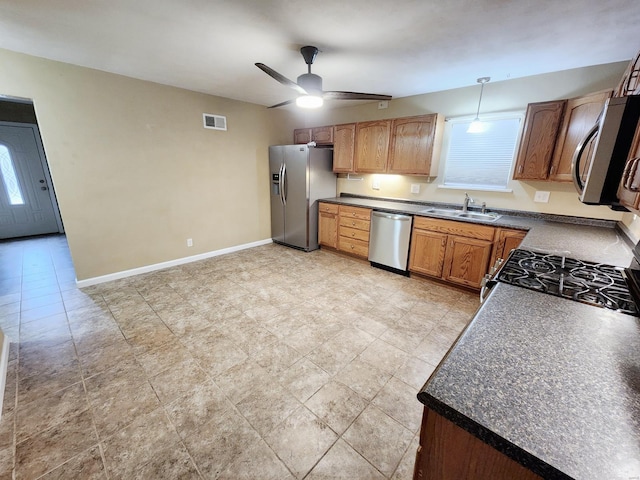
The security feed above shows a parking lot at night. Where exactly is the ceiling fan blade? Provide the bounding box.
[323,91,392,101]
[255,63,307,95]
[267,99,296,109]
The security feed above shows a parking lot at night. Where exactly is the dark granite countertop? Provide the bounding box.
[321,194,640,479]
[320,194,633,266]
[419,284,640,480]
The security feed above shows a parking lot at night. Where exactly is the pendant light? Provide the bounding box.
[467,77,490,133]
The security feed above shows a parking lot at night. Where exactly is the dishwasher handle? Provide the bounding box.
[372,211,412,221]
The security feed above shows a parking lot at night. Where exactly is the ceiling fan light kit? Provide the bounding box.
[256,46,391,109]
[467,76,491,133]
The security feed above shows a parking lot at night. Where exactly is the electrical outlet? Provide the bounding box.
[534,191,550,203]
[378,101,389,109]
[186,238,193,247]
[372,180,380,190]
[410,184,420,194]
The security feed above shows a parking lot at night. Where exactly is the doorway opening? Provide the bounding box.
[0,97,64,239]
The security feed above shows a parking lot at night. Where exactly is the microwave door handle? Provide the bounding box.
[571,123,599,194]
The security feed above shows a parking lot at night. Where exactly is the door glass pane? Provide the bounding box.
[0,144,25,205]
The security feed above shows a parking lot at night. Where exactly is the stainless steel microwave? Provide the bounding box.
[572,95,640,208]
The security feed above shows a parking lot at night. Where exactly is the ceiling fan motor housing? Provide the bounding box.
[297,73,323,95]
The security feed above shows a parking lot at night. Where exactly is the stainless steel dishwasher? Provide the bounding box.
[368,211,413,274]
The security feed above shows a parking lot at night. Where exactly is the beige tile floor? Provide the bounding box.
[0,234,479,479]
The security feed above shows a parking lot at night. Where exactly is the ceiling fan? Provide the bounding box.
[255,46,392,109]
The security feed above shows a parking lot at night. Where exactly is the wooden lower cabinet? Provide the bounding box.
[318,202,338,248]
[414,407,542,480]
[489,228,527,267]
[409,217,494,289]
[409,230,447,277]
[337,205,371,258]
[443,236,492,289]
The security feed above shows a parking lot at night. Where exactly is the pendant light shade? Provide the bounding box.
[467,77,490,133]
[296,95,324,108]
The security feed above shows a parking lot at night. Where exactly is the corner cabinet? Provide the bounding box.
[513,101,566,181]
[333,123,356,173]
[409,217,494,289]
[388,114,444,175]
[354,120,392,173]
[318,202,339,248]
[548,90,612,182]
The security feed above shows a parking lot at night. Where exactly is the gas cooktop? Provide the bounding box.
[496,249,638,315]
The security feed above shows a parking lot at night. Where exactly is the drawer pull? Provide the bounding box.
[351,233,355,237]
[352,212,356,216]
[351,245,355,249]
[352,222,356,226]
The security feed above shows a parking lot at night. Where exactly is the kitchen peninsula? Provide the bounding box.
[318,194,640,480]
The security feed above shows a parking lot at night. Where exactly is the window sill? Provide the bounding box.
[437,185,513,193]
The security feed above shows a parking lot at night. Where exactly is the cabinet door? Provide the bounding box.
[294,128,312,144]
[513,101,566,180]
[443,236,493,289]
[490,228,526,269]
[408,229,447,278]
[548,90,611,182]
[318,211,337,248]
[617,121,640,211]
[333,124,356,173]
[354,120,391,173]
[388,114,443,175]
[312,126,334,145]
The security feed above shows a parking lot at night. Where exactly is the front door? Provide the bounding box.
[0,124,60,239]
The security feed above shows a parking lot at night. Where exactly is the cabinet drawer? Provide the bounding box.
[339,226,370,242]
[319,202,339,214]
[338,236,369,257]
[339,217,370,231]
[339,205,371,221]
[414,216,494,241]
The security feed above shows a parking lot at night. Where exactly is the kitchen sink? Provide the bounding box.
[420,208,501,222]
[456,212,501,222]
[420,208,461,217]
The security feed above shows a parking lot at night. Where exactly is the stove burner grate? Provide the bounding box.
[496,249,638,315]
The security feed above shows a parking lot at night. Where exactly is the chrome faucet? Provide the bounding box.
[463,192,474,212]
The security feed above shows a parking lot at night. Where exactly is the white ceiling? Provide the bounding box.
[0,0,639,109]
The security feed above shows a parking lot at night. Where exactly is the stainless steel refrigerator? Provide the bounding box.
[269,145,336,251]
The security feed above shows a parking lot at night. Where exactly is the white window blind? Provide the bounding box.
[442,114,522,191]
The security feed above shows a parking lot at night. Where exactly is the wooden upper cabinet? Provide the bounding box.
[294,128,312,144]
[513,101,566,180]
[333,123,356,173]
[354,120,391,173]
[617,119,640,212]
[548,90,612,182]
[388,114,444,175]
[312,126,334,145]
[294,126,334,145]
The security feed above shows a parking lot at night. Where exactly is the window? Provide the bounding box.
[0,144,25,205]
[441,113,523,191]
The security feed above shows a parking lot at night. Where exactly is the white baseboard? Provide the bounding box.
[76,238,273,288]
[0,333,10,421]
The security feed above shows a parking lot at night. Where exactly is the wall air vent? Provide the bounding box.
[203,113,227,131]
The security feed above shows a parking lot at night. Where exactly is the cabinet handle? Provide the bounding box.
[629,158,640,192]
[622,157,635,189]
[518,165,523,174]
[625,158,640,190]
[549,165,555,175]
[351,245,355,249]
[352,212,356,216]
[352,222,356,226]
[351,232,355,237]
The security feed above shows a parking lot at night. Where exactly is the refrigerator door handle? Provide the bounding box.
[281,162,287,206]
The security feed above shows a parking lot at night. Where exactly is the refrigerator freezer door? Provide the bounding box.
[269,146,285,244]
[283,145,309,249]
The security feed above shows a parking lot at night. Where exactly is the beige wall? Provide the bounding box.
[0,48,297,280]
[297,62,629,220]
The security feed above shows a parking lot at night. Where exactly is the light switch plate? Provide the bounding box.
[534,191,550,203]
[372,180,380,190]
[410,184,420,194]
[378,101,389,109]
